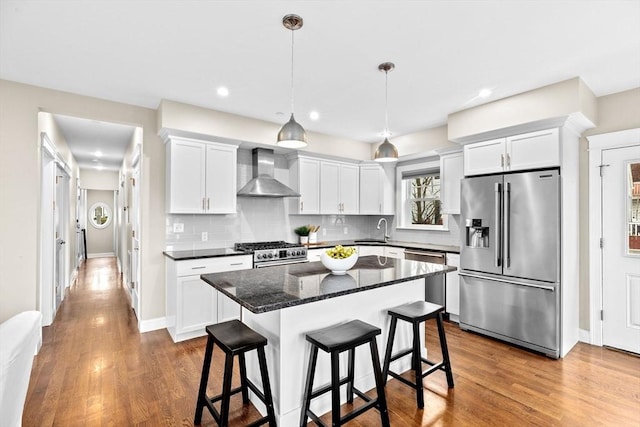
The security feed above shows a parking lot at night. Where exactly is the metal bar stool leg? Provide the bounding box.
[194,335,215,425]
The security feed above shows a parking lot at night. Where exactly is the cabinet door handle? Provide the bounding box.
[207,198,210,210]
[379,203,382,213]
[229,262,244,266]
[501,154,504,168]
[191,266,206,270]
[300,201,303,212]
[506,153,511,167]
[202,198,206,211]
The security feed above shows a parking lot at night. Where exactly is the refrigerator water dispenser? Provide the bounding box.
[465,218,489,248]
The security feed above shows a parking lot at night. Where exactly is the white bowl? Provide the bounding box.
[320,251,358,275]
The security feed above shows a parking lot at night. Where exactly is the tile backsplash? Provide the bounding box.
[165,148,461,251]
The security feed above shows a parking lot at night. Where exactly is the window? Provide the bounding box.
[396,160,448,230]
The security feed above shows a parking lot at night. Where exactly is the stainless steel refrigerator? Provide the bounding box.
[459,169,560,358]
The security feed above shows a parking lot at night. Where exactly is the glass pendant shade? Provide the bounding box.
[374,137,399,162]
[277,113,307,148]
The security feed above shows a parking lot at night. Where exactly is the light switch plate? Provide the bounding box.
[173,223,184,233]
[201,232,208,241]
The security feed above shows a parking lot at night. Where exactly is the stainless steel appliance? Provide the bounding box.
[236,148,301,198]
[459,169,560,358]
[234,241,308,268]
[404,249,446,307]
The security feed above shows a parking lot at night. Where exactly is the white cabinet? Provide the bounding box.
[445,253,460,319]
[359,164,395,215]
[165,136,237,214]
[289,156,320,214]
[463,128,559,176]
[166,255,252,342]
[439,151,463,215]
[357,245,385,256]
[307,248,325,262]
[384,246,404,259]
[320,161,359,214]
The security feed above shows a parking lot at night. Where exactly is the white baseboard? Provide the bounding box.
[139,317,167,333]
[578,328,591,344]
[87,252,116,258]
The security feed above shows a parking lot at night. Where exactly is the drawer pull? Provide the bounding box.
[191,266,206,270]
[229,262,244,266]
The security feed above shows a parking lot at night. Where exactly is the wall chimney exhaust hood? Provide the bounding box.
[237,148,300,198]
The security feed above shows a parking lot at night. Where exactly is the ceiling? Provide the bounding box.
[2,1,639,166]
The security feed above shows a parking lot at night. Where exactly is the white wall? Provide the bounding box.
[80,169,119,190]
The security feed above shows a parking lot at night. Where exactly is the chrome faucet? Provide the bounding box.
[376,218,390,242]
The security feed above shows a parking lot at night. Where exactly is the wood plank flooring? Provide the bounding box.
[23,257,640,426]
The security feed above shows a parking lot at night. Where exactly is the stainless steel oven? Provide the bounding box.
[404,249,446,307]
[234,241,308,268]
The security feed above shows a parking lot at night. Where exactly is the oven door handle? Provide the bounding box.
[254,259,309,268]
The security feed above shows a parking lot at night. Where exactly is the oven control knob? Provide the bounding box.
[256,253,262,259]
[268,253,273,258]
[296,250,302,256]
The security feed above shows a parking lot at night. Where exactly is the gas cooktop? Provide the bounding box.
[234,241,307,266]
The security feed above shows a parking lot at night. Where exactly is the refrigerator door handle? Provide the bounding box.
[459,272,556,292]
[505,181,511,268]
[494,182,502,267]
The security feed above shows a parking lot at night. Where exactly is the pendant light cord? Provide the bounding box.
[290,29,295,114]
[384,70,389,135]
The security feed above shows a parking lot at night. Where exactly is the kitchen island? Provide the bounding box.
[201,255,454,425]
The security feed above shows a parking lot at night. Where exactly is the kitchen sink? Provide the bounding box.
[354,239,387,244]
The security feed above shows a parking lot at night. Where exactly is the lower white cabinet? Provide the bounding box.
[307,248,325,262]
[357,245,385,256]
[445,253,460,320]
[384,246,405,259]
[166,255,252,342]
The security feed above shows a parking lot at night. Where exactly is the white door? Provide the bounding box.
[602,144,640,354]
[130,166,141,315]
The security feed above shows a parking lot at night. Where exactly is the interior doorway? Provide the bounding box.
[588,128,640,353]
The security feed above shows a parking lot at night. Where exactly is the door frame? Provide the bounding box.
[587,127,640,346]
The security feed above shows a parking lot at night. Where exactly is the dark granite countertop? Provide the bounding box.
[201,255,455,314]
[163,248,247,260]
[304,240,460,254]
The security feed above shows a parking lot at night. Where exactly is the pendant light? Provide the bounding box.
[374,62,399,162]
[277,14,308,148]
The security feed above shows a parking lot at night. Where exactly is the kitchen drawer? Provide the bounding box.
[176,255,252,276]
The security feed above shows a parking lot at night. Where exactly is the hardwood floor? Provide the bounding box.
[24,258,639,426]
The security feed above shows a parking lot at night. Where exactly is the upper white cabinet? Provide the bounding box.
[320,161,359,214]
[439,151,463,215]
[165,136,237,214]
[359,164,395,215]
[463,128,559,176]
[289,156,320,214]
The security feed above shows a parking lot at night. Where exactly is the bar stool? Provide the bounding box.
[382,301,454,408]
[194,319,277,427]
[299,319,390,427]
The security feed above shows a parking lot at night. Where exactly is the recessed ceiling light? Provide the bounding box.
[94,150,102,157]
[95,165,103,171]
[309,111,320,121]
[478,88,492,98]
[92,159,98,162]
[217,86,229,97]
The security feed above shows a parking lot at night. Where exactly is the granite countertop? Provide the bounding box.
[163,248,247,260]
[305,240,460,254]
[201,255,455,314]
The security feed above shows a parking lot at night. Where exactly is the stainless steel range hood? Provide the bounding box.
[237,148,300,198]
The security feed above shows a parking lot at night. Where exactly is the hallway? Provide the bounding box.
[23,258,261,426]
[22,258,640,426]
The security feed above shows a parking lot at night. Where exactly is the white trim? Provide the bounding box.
[87,252,116,258]
[586,127,640,347]
[578,328,591,344]
[139,316,166,333]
